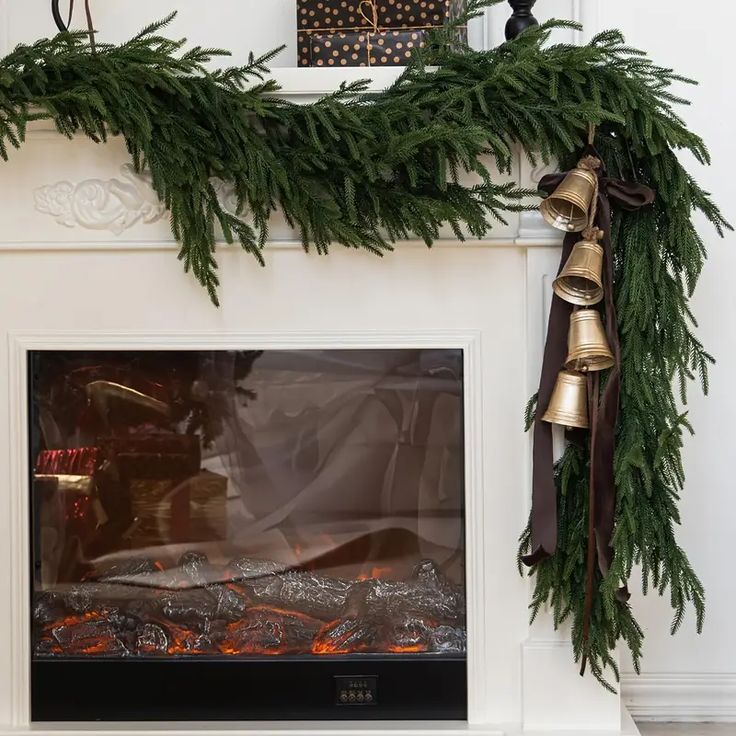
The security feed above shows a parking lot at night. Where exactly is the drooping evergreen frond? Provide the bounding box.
[0,4,727,686]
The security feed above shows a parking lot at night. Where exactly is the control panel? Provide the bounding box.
[334,675,377,706]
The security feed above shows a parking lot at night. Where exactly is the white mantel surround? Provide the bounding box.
[0,4,638,733]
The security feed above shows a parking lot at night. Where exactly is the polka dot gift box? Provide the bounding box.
[296,0,467,67]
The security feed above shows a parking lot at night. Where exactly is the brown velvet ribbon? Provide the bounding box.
[522,159,655,596]
[52,0,96,51]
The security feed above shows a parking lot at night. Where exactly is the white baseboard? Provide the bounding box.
[622,673,736,722]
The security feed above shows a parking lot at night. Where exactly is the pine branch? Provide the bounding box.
[0,12,728,686]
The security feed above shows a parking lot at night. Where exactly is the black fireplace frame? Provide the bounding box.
[26,348,469,722]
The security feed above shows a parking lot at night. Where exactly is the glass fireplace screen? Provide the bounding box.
[30,349,466,660]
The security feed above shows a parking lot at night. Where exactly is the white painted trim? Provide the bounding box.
[0,237,561,253]
[0,0,9,57]
[484,3,508,50]
[572,0,601,45]
[7,332,30,727]
[8,330,487,730]
[0,725,503,736]
[460,331,487,724]
[266,67,405,98]
[620,705,641,736]
[622,673,736,723]
[0,718,646,736]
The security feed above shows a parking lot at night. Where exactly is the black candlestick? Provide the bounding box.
[505,0,539,40]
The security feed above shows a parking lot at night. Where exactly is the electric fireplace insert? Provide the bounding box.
[29,349,467,721]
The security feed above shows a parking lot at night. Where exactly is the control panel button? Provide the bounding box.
[334,676,377,706]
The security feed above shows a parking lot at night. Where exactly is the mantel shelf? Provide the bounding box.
[0,233,562,253]
[265,66,410,98]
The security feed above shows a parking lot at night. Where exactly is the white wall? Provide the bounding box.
[3,1,302,66]
[599,2,736,721]
[0,0,582,68]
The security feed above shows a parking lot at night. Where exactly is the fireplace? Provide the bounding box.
[0,19,631,723]
[28,348,466,721]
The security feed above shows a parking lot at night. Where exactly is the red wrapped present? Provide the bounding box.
[33,435,215,573]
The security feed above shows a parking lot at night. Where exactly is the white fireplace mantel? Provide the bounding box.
[0,124,634,736]
[0,2,637,734]
[0,116,558,254]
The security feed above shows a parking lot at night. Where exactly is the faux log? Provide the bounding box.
[221,607,323,655]
[230,557,465,624]
[313,612,466,655]
[33,552,466,657]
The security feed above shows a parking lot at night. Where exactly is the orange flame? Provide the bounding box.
[357,566,393,581]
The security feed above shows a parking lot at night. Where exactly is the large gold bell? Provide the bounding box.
[540,167,598,233]
[553,239,604,306]
[541,370,589,429]
[565,309,614,372]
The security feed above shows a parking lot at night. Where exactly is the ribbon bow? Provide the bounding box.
[523,151,655,669]
[356,0,384,66]
[358,0,381,34]
[52,0,96,51]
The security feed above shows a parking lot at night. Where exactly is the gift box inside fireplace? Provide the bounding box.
[297,0,468,67]
[28,348,467,721]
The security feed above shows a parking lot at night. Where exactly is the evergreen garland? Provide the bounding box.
[0,0,728,687]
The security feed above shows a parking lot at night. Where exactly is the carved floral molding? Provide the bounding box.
[34,165,242,235]
[34,164,166,235]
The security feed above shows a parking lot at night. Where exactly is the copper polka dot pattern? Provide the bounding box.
[297,0,467,67]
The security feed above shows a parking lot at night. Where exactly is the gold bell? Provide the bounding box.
[553,238,604,306]
[541,370,589,429]
[540,167,598,233]
[565,309,614,372]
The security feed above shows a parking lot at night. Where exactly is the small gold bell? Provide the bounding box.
[541,370,589,429]
[565,309,614,372]
[540,167,598,233]
[553,238,604,306]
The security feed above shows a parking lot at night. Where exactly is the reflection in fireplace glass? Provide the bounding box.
[30,349,465,659]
